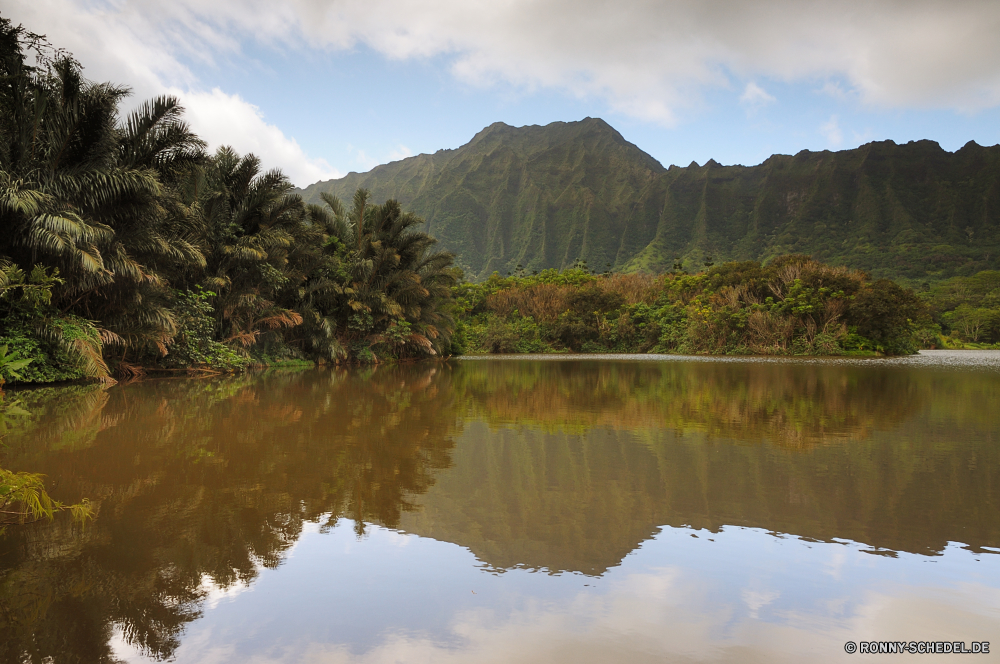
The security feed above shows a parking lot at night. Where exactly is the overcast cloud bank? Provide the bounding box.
[6,0,1000,184]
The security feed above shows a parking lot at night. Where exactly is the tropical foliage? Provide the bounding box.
[0,13,964,384]
[296,190,458,361]
[0,465,93,531]
[0,14,457,385]
[0,391,93,531]
[918,270,1000,348]
[0,13,458,539]
[455,255,926,356]
[0,367,461,661]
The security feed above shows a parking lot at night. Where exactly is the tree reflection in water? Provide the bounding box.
[0,366,460,662]
[400,360,999,575]
[0,358,997,662]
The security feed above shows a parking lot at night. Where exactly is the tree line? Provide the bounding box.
[0,12,957,391]
[0,15,458,386]
[917,270,1000,347]
[454,255,926,356]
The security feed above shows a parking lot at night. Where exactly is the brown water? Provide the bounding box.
[1,352,998,663]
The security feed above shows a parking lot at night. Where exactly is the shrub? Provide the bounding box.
[455,257,921,357]
[481,318,520,354]
[556,321,597,351]
[160,289,250,371]
[0,323,93,384]
[848,279,924,353]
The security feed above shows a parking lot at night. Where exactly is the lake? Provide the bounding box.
[1,352,998,662]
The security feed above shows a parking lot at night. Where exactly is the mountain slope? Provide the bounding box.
[300,119,1000,281]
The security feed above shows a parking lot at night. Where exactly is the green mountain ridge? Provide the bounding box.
[299,119,1000,282]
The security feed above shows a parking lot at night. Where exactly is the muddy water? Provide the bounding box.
[1,352,998,662]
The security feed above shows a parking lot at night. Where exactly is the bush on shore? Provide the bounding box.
[454,255,926,357]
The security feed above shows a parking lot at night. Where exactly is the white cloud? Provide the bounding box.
[742,588,780,619]
[5,0,338,186]
[353,145,414,172]
[817,81,849,101]
[5,0,192,100]
[740,82,777,110]
[821,115,844,148]
[851,128,875,146]
[175,88,340,186]
[354,150,379,171]
[7,0,1000,160]
[157,567,1000,664]
[387,145,413,162]
[276,0,1000,117]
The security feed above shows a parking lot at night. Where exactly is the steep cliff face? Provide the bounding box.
[299,120,1000,281]
[628,139,1000,280]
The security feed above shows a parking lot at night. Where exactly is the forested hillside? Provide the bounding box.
[300,120,1000,283]
[303,119,665,278]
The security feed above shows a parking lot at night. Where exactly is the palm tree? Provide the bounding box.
[0,22,153,379]
[89,95,208,354]
[307,189,457,359]
[0,18,213,372]
[0,38,155,285]
[195,147,308,348]
[1,16,457,372]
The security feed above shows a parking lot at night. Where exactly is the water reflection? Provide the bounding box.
[456,358,939,444]
[0,356,997,662]
[397,359,1000,574]
[0,367,460,662]
[137,523,1000,664]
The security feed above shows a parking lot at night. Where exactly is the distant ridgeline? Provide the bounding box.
[299,118,1000,282]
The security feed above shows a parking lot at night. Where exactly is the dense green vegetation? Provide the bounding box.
[300,118,1000,283]
[918,271,1000,347]
[1,12,985,390]
[0,389,92,530]
[454,255,926,356]
[0,14,459,527]
[0,11,986,540]
[0,15,458,387]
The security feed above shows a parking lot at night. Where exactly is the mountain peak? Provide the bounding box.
[578,116,613,129]
[472,117,620,142]
[461,118,663,171]
[478,121,514,134]
[296,123,1000,283]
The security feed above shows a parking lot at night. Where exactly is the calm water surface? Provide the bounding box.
[1,352,999,662]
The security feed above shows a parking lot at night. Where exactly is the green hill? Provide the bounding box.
[299,119,1000,282]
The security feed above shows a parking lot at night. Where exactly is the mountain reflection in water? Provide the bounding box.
[0,356,997,663]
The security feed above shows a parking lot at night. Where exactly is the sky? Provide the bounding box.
[6,0,1000,187]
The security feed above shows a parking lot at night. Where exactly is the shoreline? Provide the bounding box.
[8,349,1000,390]
[454,349,1000,368]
